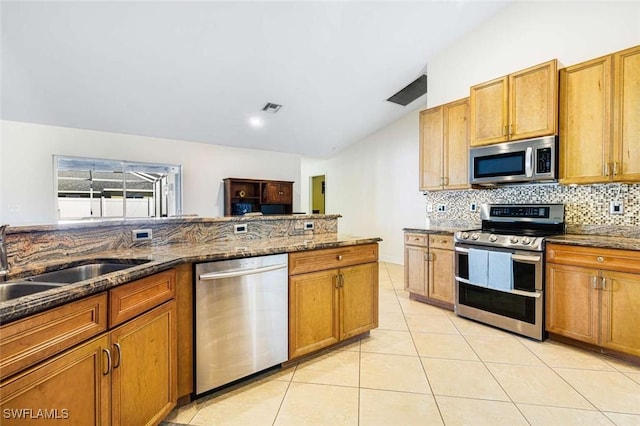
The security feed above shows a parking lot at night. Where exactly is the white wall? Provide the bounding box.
[1,121,301,225]
[302,111,426,264]
[302,1,640,265]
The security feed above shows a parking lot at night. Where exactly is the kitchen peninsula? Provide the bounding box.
[0,215,381,425]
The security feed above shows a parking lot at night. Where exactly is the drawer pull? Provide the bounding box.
[337,255,343,261]
[596,256,604,263]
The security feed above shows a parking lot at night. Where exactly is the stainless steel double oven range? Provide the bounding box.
[454,204,565,340]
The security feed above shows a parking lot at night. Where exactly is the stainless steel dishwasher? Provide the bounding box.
[194,253,288,395]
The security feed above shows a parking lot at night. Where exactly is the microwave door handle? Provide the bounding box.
[525,147,534,177]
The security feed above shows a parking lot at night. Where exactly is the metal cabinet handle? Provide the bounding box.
[509,124,513,136]
[444,177,449,186]
[113,343,121,369]
[102,349,112,376]
[601,277,607,291]
[340,273,345,288]
[592,276,599,289]
[337,255,343,261]
[503,125,508,136]
[613,162,619,176]
[596,256,604,263]
[604,163,609,176]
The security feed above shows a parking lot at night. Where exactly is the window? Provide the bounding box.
[55,156,182,221]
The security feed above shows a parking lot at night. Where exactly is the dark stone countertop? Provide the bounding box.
[0,233,381,324]
[403,226,468,235]
[546,234,640,251]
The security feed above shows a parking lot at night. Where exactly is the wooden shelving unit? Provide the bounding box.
[223,178,293,216]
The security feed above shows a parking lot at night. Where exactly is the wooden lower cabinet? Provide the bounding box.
[428,247,455,305]
[111,301,177,426]
[600,270,640,356]
[288,246,378,360]
[404,232,454,309]
[546,263,600,344]
[0,335,110,425]
[546,244,640,357]
[0,272,177,426]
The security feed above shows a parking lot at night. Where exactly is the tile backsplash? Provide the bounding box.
[425,183,640,231]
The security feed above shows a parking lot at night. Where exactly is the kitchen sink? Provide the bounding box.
[25,259,150,284]
[0,281,67,303]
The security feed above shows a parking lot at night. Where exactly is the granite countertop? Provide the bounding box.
[0,233,381,324]
[403,226,469,235]
[546,234,640,251]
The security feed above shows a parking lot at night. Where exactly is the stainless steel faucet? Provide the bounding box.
[0,225,8,281]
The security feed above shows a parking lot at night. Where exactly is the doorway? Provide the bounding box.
[310,175,325,214]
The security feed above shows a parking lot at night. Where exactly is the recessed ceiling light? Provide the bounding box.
[248,116,264,127]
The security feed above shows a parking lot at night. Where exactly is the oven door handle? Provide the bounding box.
[456,276,542,298]
[455,247,469,254]
[511,254,541,262]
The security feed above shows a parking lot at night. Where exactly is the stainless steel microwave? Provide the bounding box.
[469,136,558,185]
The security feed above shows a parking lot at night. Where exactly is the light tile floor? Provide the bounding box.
[164,262,640,426]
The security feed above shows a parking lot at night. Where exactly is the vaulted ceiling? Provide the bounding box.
[1,1,510,157]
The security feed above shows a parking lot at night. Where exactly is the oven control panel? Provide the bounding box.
[455,231,543,251]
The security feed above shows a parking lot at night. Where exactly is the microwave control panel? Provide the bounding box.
[536,147,552,174]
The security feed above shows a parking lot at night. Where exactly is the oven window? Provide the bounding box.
[458,282,536,324]
[474,152,525,178]
[456,252,469,281]
[513,262,536,292]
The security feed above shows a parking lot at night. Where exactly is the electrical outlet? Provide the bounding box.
[470,203,477,212]
[304,221,314,230]
[234,224,248,234]
[426,204,433,213]
[610,200,624,215]
[132,229,152,241]
[437,204,447,212]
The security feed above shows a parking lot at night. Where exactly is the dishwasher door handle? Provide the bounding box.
[199,263,288,280]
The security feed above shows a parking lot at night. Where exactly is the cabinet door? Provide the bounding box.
[509,60,558,140]
[110,301,176,426]
[419,107,444,190]
[262,182,281,203]
[613,45,640,182]
[443,98,469,189]
[600,270,640,356]
[428,248,454,305]
[404,245,428,296]
[340,263,378,340]
[559,55,613,184]
[546,263,599,344]
[470,76,508,146]
[278,182,293,204]
[0,335,110,426]
[288,269,340,359]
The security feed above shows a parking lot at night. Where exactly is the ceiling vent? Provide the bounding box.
[386,74,428,106]
[262,103,282,113]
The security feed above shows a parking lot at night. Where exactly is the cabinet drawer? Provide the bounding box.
[429,234,454,250]
[547,244,640,274]
[109,269,176,327]
[0,293,107,380]
[404,233,428,247]
[289,244,378,275]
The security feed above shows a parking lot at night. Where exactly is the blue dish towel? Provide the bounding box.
[468,248,489,287]
[488,251,513,291]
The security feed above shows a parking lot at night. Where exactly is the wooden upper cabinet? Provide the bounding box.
[510,60,558,140]
[560,44,640,184]
[559,55,612,184]
[419,107,444,190]
[613,45,640,182]
[470,76,508,145]
[262,182,292,204]
[419,98,469,191]
[470,60,558,146]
